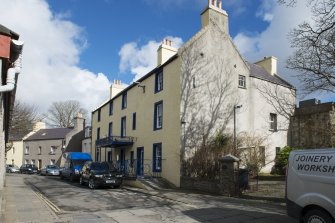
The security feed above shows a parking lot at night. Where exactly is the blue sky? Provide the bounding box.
[48,0,269,83]
[0,0,332,113]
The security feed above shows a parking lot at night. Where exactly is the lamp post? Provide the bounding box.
[233,105,242,154]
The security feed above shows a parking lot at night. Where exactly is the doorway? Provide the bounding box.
[137,147,144,176]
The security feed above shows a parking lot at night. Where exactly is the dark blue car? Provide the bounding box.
[60,152,92,181]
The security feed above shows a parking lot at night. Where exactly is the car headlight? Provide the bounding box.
[95,175,103,178]
[75,169,79,174]
[116,174,123,178]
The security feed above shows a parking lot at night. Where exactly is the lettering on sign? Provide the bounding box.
[294,154,335,175]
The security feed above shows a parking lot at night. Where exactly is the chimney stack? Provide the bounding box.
[110,80,126,99]
[73,112,85,131]
[201,0,228,33]
[157,39,177,66]
[32,121,46,132]
[255,56,278,76]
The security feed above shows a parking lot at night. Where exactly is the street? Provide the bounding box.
[1,174,298,223]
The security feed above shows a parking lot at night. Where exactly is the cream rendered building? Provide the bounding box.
[7,122,46,167]
[92,1,295,187]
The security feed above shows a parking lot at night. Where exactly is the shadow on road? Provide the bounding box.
[183,207,297,223]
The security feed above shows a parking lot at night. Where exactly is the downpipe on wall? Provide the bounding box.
[0,40,24,93]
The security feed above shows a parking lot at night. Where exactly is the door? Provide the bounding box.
[38,159,42,169]
[120,149,125,172]
[137,147,144,176]
[107,150,112,163]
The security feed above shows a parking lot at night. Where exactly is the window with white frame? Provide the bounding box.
[31,159,36,165]
[25,146,29,155]
[270,113,278,131]
[259,146,265,166]
[25,159,29,164]
[238,75,246,88]
[38,146,41,155]
[12,147,15,154]
[155,71,163,93]
[154,101,163,130]
[153,143,162,172]
[50,159,55,165]
[50,146,56,155]
[122,92,127,109]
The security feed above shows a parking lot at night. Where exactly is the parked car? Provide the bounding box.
[60,152,92,181]
[80,161,123,189]
[286,148,335,223]
[20,164,38,174]
[6,164,20,173]
[40,165,60,176]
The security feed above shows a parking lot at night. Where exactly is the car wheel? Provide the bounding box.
[60,174,64,179]
[79,177,84,185]
[113,185,120,189]
[303,208,333,223]
[69,174,74,182]
[88,179,95,189]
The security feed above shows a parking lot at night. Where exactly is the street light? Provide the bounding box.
[234,105,242,153]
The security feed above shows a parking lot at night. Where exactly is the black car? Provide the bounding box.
[20,164,38,174]
[80,161,123,189]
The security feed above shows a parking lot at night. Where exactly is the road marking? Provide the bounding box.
[25,180,62,214]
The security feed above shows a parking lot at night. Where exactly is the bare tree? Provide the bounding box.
[45,100,87,128]
[256,82,296,125]
[7,100,40,153]
[178,21,239,177]
[238,132,270,175]
[9,100,40,138]
[279,0,335,93]
[179,24,239,175]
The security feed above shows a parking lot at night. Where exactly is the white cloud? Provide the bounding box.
[0,0,111,114]
[256,0,275,22]
[232,1,334,101]
[119,37,183,82]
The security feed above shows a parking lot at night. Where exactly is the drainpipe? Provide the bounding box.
[0,40,24,93]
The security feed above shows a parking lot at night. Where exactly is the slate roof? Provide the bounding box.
[24,128,72,141]
[9,132,28,141]
[248,63,295,89]
[0,24,19,39]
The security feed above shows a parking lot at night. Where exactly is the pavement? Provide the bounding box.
[0,174,59,223]
[0,174,297,223]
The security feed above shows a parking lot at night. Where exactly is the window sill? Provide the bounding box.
[269,129,278,132]
[154,127,162,131]
[238,86,246,89]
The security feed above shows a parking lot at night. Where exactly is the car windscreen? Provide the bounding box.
[47,165,58,169]
[72,160,87,166]
[91,163,109,171]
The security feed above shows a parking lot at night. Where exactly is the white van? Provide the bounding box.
[286,149,335,223]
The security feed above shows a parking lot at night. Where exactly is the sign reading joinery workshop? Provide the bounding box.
[293,152,335,176]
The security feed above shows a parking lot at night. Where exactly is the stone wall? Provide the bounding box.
[181,155,240,196]
[180,177,221,194]
[291,102,335,148]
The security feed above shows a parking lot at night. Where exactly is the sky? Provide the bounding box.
[0,0,334,115]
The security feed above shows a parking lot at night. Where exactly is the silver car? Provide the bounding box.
[40,165,60,176]
[6,164,20,173]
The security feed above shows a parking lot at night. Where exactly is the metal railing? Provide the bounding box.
[96,136,135,147]
[108,159,163,179]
